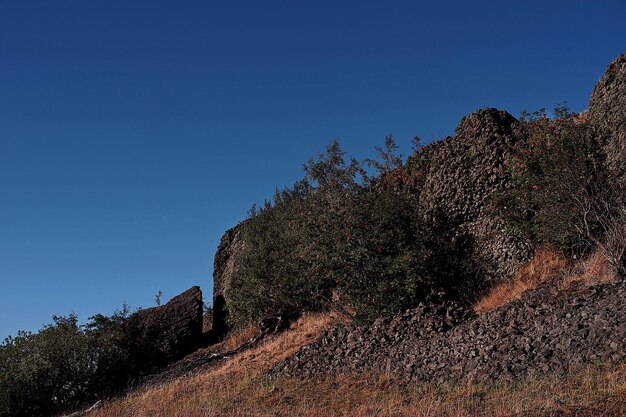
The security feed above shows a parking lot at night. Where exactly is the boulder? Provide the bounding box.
[588,54,626,188]
[126,286,203,369]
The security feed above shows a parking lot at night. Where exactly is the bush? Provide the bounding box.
[228,139,444,325]
[0,308,133,417]
[495,107,625,275]
[228,184,324,325]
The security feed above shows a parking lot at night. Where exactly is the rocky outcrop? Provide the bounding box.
[271,279,626,382]
[588,54,626,188]
[211,55,626,335]
[411,109,518,223]
[127,286,204,369]
[212,223,245,339]
[406,108,534,283]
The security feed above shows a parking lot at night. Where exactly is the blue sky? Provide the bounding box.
[1,0,624,339]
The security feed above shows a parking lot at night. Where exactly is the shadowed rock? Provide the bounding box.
[406,108,533,283]
[127,286,204,370]
[212,223,245,339]
[588,54,626,188]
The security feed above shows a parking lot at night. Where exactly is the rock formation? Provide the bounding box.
[211,54,626,338]
[405,108,534,283]
[270,55,626,383]
[126,286,204,369]
[588,54,626,188]
[212,223,245,339]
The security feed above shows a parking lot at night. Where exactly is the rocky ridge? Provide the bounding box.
[271,278,626,382]
[211,55,626,336]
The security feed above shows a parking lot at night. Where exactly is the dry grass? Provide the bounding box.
[85,250,625,416]
[87,312,343,417]
[475,248,620,314]
[475,248,568,313]
[86,310,625,417]
[211,323,260,354]
[565,250,619,287]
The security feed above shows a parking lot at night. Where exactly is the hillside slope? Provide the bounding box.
[85,305,625,417]
[77,54,626,417]
[272,279,625,382]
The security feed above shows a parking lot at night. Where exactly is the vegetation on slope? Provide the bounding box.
[229,137,442,325]
[228,107,625,327]
[494,107,625,270]
[2,105,624,417]
[0,308,134,417]
[85,312,626,417]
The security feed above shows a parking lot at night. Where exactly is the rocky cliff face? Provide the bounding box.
[210,110,534,330]
[126,286,204,369]
[588,54,626,188]
[405,108,534,283]
[212,223,245,339]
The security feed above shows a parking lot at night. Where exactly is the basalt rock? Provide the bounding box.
[126,286,204,370]
[406,108,534,283]
[212,223,245,339]
[588,54,626,188]
[211,55,626,337]
[271,279,626,382]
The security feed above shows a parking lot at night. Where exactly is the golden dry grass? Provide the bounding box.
[474,248,568,313]
[475,248,620,314]
[208,323,260,354]
[86,310,626,417]
[565,250,619,287]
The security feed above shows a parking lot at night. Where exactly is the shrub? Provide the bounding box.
[228,139,444,325]
[494,106,625,277]
[0,308,134,417]
[228,187,325,325]
[336,185,434,322]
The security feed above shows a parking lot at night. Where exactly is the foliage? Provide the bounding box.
[0,308,133,417]
[495,106,625,273]
[229,138,442,325]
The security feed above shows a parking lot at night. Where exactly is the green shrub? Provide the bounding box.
[228,139,443,325]
[0,308,133,417]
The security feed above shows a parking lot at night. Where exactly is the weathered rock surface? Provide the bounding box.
[588,54,626,188]
[212,223,245,338]
[127,286,204,368]
[406,108,534,282]
[271,279,626,382]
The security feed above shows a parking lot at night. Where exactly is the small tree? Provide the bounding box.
[364,135,403,176]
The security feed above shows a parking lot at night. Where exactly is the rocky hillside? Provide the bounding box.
[271,278,625,382]
[212,54,626,333]
[41,54,626,417]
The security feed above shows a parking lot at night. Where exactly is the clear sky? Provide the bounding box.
[1,0,624,340]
